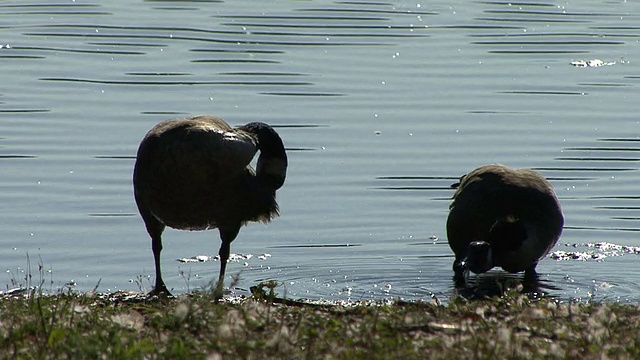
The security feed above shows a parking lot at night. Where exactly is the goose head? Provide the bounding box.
[239,122,288,191]
[464,217,528,275]
[464,241,493,274]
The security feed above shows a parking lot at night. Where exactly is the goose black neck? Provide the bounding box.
[487,218,527,255]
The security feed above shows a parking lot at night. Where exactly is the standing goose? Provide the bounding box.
[133,115,287,299]
[446,164,563,284]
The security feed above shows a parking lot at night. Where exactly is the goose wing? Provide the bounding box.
[183,115,258,180]
[139,115,258,185]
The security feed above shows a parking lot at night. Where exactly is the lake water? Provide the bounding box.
[2,0,640,303]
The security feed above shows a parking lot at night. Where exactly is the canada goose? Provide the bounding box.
[446,164,563,284]
[133,115,287,299]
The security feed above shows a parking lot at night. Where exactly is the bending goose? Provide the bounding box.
[446,164,563,284]
[133,115,287,299]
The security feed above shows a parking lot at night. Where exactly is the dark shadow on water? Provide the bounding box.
[268,243,363,249]
[453,271,560,300]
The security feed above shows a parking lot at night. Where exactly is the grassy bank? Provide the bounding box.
[1,284,639,359]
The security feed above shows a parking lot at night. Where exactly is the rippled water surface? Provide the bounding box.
[2,0,640,303]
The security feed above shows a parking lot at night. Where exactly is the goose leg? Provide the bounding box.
[523,262,539,283]
[142,212,168,296]
[214,224,241,301]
